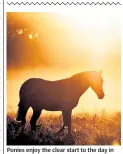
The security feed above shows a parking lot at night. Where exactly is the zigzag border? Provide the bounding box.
[7,2,121,5]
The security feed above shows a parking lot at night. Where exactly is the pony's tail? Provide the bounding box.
[16,100,22,121]
[18,101,21,107]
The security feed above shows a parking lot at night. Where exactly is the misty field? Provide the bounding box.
[7,112,121,145]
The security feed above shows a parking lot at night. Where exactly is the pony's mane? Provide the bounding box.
[71,71,91,79]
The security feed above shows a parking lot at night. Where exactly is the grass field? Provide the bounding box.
[7,112,121,145]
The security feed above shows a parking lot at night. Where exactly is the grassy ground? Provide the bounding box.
[7,112,121,145]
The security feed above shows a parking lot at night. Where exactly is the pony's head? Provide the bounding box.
[16,104,23,121]
[89,70,105,99]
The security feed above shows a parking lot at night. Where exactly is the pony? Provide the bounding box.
[16,70,105,136]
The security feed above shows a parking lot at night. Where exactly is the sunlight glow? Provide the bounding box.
[35,33,38,37]
[16,29,23,35]
[7,11,121,114]
[112,141,120,146]
[28,34,33,39]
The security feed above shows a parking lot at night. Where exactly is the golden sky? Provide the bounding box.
[7,11,121,114]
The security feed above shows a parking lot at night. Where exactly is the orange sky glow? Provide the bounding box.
[7,11,121,115]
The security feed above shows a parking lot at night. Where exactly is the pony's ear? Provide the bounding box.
[100,69,103,74]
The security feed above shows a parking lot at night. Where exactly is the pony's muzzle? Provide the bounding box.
[98,93,105,99]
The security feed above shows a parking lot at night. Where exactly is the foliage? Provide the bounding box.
[7,112,121,145]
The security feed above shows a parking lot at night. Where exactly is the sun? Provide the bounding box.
[54,11,113,57]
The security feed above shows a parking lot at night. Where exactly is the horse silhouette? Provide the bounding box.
[16,70,105,136]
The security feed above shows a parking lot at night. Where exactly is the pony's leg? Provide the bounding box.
[55,110,72,135]
[21,108,28,127]
[54,111,69,135]
[63,111,75,144]
[30,109,41,131]
[62,110,72,136]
